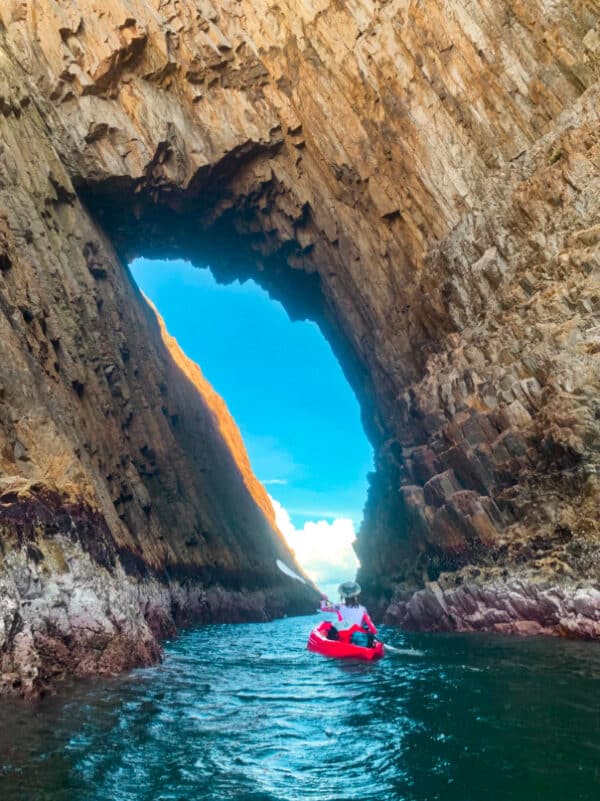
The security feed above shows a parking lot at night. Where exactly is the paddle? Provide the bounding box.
[276,559,306,584]
[276,561,415,656]
[383,643,399,654]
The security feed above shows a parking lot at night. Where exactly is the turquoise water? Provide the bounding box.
[1,616,600,801]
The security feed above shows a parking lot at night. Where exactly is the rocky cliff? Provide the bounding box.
[0,33,318,694]
[1,0,600,694]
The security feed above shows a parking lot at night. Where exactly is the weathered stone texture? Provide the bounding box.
[0,0,600,688]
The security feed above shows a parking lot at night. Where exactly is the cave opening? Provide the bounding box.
[77,144,410,603]
[129,256,374,597]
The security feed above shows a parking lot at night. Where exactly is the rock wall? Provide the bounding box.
[0,26,318,695]
[0,0,600,682]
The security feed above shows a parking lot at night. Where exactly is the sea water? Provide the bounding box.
[1,615,599,801]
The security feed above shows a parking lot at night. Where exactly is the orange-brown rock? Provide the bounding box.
[1,0,600,694]
[150,299,281,536]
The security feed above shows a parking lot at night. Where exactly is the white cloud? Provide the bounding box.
[262,478,288,486]
[270,496,360,589]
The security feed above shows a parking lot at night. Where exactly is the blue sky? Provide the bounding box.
[130,258,373,587]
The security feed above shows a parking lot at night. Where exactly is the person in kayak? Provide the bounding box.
[320,581,378,647]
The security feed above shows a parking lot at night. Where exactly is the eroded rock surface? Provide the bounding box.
[1,0,600,686]
[0,38,318,694]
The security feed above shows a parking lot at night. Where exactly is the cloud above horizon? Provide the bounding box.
[270,496,359,588]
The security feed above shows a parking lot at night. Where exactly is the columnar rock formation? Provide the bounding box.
[1,0,600,693]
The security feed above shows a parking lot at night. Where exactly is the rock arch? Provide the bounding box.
[1,0,600,692]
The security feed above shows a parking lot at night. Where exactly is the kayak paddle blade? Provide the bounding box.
[276,559,306,584]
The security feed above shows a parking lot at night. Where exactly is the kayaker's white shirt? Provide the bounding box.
[320,600,371,630]
[338,603,368,629]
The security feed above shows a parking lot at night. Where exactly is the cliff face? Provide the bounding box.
[0,0,599,692]
[0,43,318,695]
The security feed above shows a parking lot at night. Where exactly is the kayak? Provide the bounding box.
[307,621,384,661]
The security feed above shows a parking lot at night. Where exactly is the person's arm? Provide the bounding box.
[361,610,378,635]
[320,597,343,622]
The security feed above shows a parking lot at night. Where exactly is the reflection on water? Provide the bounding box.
[2,616,600,801]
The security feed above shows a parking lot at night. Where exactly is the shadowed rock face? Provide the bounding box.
[1,0,600,694]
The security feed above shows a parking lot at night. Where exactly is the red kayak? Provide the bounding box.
[307,621,384,661]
